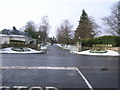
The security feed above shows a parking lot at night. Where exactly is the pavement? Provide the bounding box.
[0,45,119,89]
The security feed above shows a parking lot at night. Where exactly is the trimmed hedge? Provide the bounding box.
[10,40,26,44]
[81,35,120,47]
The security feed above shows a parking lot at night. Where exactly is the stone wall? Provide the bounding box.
[82,46,120,52]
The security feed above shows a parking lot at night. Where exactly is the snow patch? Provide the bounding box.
[41,46,47,50]
[71,50,119,56]
[57,44,119,56]
[0,47,42,54]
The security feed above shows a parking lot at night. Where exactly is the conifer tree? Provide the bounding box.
[75,10,99,41]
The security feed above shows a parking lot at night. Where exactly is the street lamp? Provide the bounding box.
[38,36,41,39]
[78,37,82,52]
[37,35,41,51]
[79,37,82,45]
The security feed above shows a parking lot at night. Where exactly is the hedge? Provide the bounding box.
[80,35,120,47]
[10,40,26,44]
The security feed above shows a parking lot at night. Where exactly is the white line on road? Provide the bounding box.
[1,66,94,90]
[76,67,94,90]
[0,66,77,70]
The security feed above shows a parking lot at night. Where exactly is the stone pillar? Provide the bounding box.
[76,42,82,52]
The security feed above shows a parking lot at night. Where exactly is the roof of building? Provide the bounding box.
[0,34,9,37]
[0,26,30,37]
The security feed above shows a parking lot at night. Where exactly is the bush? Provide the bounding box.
[81,35,120,47]
[81,38,94,47]
[11,47,30,52]
[10,40,26,44]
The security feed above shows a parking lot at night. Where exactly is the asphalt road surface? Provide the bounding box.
[0,45,119,89]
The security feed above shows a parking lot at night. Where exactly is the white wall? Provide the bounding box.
[0,34,36,44]
[0,35,10,44]
[10,37,26,41]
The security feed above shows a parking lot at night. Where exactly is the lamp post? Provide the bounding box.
[37,35,41,51]
[78,37,82,52]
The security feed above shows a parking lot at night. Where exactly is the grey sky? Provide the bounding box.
[0,0,119,37]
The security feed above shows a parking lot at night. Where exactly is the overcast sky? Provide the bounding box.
[0,0,119,37]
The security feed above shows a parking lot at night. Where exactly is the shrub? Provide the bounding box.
[81,38,94,47]
[81,35,120,47]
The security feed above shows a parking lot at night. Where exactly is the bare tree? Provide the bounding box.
[56,20,73,44]
[24,21,38,39]
[102,2,120,35]
[38,16,50,44]
[89,17,101,37]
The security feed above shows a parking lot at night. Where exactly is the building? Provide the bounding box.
[0,27,36,44]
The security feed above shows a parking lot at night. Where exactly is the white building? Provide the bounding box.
[0,27,36,44]
[0,34,36,44]
[0,34,10,44]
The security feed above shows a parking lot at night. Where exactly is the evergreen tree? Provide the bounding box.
[75,10,99,41]
[80,10,88,22]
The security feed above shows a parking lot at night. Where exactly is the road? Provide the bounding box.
[0,45,119,89]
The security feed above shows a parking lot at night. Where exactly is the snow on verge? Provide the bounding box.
[71,50,119,56]
[41,46,47,50]
[57,44,77,51]
[57,44,119,56]
[0,47,43,54]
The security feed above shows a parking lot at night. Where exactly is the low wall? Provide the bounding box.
[1,44,120,52]
[82,46,120,52]
[105,47,120,52]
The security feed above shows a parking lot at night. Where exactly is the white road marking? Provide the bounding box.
[76,68,94,90]
[0,66,76,70]
[1,66,94,90]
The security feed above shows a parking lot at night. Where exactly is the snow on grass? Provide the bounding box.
[41,46,47,50]
[71,50,119,56]
[0,44,49,54]
[57,44,119,56]
[0,47,42,54]
[57,44,77,51]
